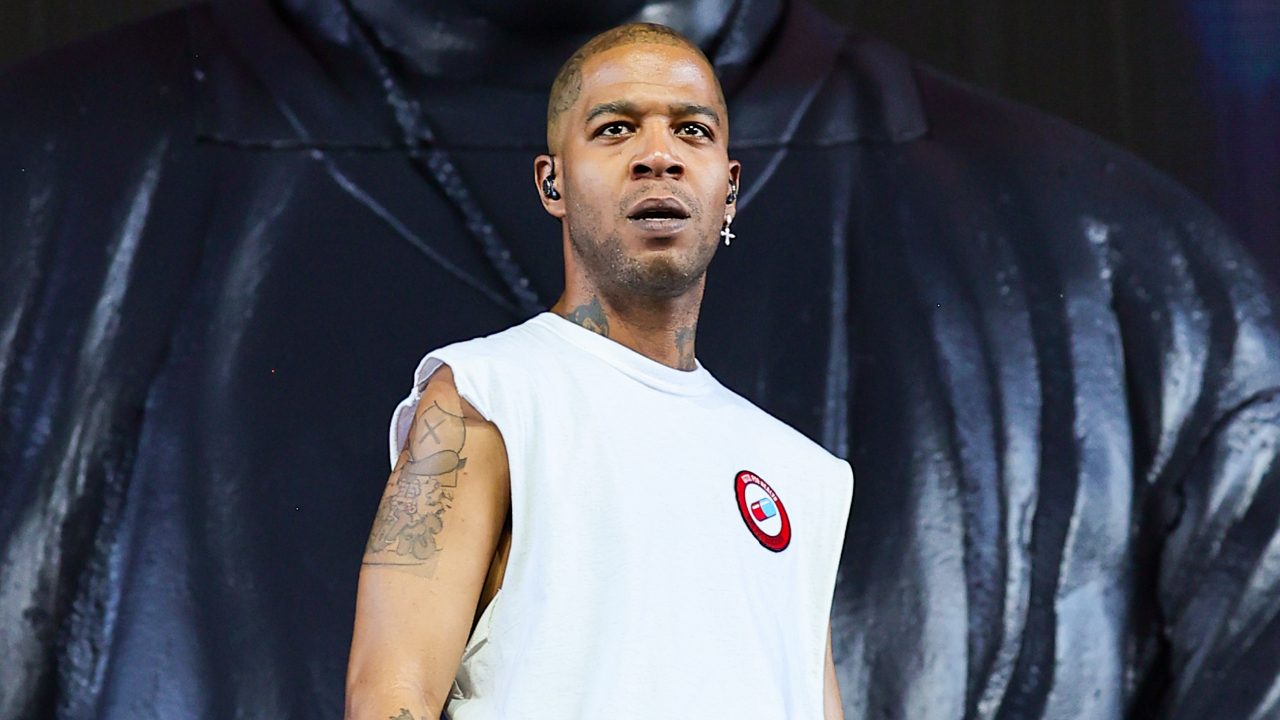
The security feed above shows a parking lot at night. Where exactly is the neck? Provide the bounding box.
[552,282,704,371]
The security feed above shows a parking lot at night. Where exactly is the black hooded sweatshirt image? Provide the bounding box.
[1,0,1279,717]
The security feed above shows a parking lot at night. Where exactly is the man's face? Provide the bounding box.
[551,43,739,299]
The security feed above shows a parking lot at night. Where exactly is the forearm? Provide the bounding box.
[345,578,457,720]
[345,676,443,720]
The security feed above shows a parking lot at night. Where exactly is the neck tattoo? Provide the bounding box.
[675,326,696,371]
[563,296,610,337]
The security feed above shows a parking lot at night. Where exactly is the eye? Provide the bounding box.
[596,121,634,138]
[675,123,712,139]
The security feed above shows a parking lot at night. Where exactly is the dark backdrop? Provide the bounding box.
[2,0,1277,284]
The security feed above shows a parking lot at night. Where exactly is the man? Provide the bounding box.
[1,0,1278,718]
[344,25,851,719]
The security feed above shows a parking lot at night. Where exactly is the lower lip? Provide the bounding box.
[628,217,689,234]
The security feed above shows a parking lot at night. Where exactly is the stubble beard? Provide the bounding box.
[566,191,718,300]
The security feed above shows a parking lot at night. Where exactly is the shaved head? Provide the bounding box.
[546,23,725,152]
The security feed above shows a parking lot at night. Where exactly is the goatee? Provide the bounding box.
[568,226,716,299]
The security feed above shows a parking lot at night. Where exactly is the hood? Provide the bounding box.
[277,0,785,91]
[196,0,925,151]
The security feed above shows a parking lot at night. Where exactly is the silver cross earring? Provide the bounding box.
[721,215,736,246]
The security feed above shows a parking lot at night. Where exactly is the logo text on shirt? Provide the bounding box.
[735,471,791,552]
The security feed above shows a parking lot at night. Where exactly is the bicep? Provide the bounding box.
[347,365,510,716]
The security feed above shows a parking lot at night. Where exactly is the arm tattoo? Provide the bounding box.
[390,710,419,720]
[365,401,467,575]
[564,296,610,337]
[675,325,696,371]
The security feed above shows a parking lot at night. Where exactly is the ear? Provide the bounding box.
[726,159,742,220]
[534,154,566,219]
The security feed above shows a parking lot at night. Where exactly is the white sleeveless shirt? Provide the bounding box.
[389,313,853,720]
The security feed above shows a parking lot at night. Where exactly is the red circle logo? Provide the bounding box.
[735,471,791,552]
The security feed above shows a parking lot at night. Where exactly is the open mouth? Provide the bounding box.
[627,197,692,233]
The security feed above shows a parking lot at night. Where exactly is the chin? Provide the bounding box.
[614,252,708,298]
[570,224,717,298]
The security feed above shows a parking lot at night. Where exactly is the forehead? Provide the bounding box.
[578,44,721,110]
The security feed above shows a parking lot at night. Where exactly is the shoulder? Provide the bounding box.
[908,60,1225,236]
[927,68,1277,361]
[718,384,853,488]
[888,61,1280,468]
[425,318,558,374]
[807,31,1277,323]
[405,319,559,420]
[909,62,1271,292]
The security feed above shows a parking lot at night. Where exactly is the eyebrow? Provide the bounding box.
[583,101,722,127]
[671,103,721,126]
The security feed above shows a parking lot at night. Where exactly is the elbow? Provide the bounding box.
[345,670,445,720]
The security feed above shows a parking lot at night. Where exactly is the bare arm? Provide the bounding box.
[345,365,511,720]
[824,623,844,720]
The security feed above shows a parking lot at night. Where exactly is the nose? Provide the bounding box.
[629,128,684,181]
